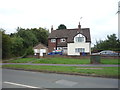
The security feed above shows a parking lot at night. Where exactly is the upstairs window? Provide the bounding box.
[75,37,84,42]
[61,38,66,42]
[74,34,85,42]
[51,39,56,43]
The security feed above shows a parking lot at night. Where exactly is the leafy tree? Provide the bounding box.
[1,26,49,59]
[106,34,117,49]
[16,28,38,48]
[0,29,2,59]
[11,36,24,56]
[93,34,120,52]
[57,24,67,30]
[22,46,34,58]
[1,30,12,59]
[31,27,49,45]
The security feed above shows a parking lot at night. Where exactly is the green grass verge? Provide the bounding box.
[33,57,119,64]
[4,58,38,63]
[101,59,119,64]
[33,57,90,64]
[2,64,119,78]
[4,57,120,64]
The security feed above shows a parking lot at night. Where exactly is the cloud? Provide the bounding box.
[0,0,119,45]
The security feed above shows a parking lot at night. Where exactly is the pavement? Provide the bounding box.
[2,69,119,88]
[2,63,120,67]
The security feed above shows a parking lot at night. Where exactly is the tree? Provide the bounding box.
[0,29,2,59]
[1,30,12,59]
[1,26,49,59]
[93,34,120,52]
[31,27,49,46]
[22,46,34,58]
[16,28,38,48]
[57,24,67,30]
[106,34,117,49]
[11,36,24,56]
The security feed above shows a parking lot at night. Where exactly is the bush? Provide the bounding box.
[22,47,34,58]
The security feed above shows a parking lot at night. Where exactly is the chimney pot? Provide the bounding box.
[78,22,81,30]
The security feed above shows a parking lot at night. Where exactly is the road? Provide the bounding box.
[2,69,118,89]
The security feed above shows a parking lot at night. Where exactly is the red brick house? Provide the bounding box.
[48,23,91,55]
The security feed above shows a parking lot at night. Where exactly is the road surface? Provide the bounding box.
[2,69,118,88]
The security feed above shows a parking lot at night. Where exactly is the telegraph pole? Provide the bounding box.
[118,1,120,40]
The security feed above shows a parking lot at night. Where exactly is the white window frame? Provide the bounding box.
[51,39,56,43]
[57,47,63,50]
[75,37,84,42]
[74,34,85,43]
[75,48,85,53]
[61,38,66,42]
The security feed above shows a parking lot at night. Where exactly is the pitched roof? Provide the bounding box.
[48,28,91,43]
[33,43,48,49]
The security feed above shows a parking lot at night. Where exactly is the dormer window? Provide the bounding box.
[61,38,66,42]
[76,37,84,42]
[74,34,85,42]
[51,39,56,43]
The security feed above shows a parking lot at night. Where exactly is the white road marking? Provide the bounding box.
[4,81,40,88]
[55,79,78,87]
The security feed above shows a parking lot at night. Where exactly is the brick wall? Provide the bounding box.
[44,54,90,59]
[43,54,119,59]
[48,38,61,52]
[26,54,119,59]
[48,39,56,52]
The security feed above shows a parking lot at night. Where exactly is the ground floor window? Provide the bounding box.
[75,48,85,53]
[57,47,63,50]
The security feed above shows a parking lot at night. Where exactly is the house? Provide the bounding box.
[33,43,48,57]
[48,22,91,56]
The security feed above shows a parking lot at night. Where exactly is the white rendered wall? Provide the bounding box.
[40,49,46,56]
[68,42,91,55]
[34,49,46,56]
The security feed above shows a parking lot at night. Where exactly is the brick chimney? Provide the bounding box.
[78,22,82,33]
[78,22,81,30]
[51,25,53,33]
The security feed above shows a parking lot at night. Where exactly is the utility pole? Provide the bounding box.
[118,1,120,40]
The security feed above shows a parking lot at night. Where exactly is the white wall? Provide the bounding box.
[34,49,46,56]
[40,49,46,56]
[68,42,91,55]
[34,49,39,55]
[74,34,86,42]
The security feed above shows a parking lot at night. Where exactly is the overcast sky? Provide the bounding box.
[0,0,119,46]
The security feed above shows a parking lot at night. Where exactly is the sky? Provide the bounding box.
[0,0,119,46]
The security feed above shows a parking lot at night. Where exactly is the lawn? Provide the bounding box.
[4,58,38,63]
[33,57,119,64]
[33,57,90,64]
[3,57,120,64]
[101,59,119,64]
[2,64,119,78]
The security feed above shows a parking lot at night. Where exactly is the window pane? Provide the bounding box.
[75,48,85,53]
[61,38,66,42]
[76,37,84,42]
[51,39,56,42]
